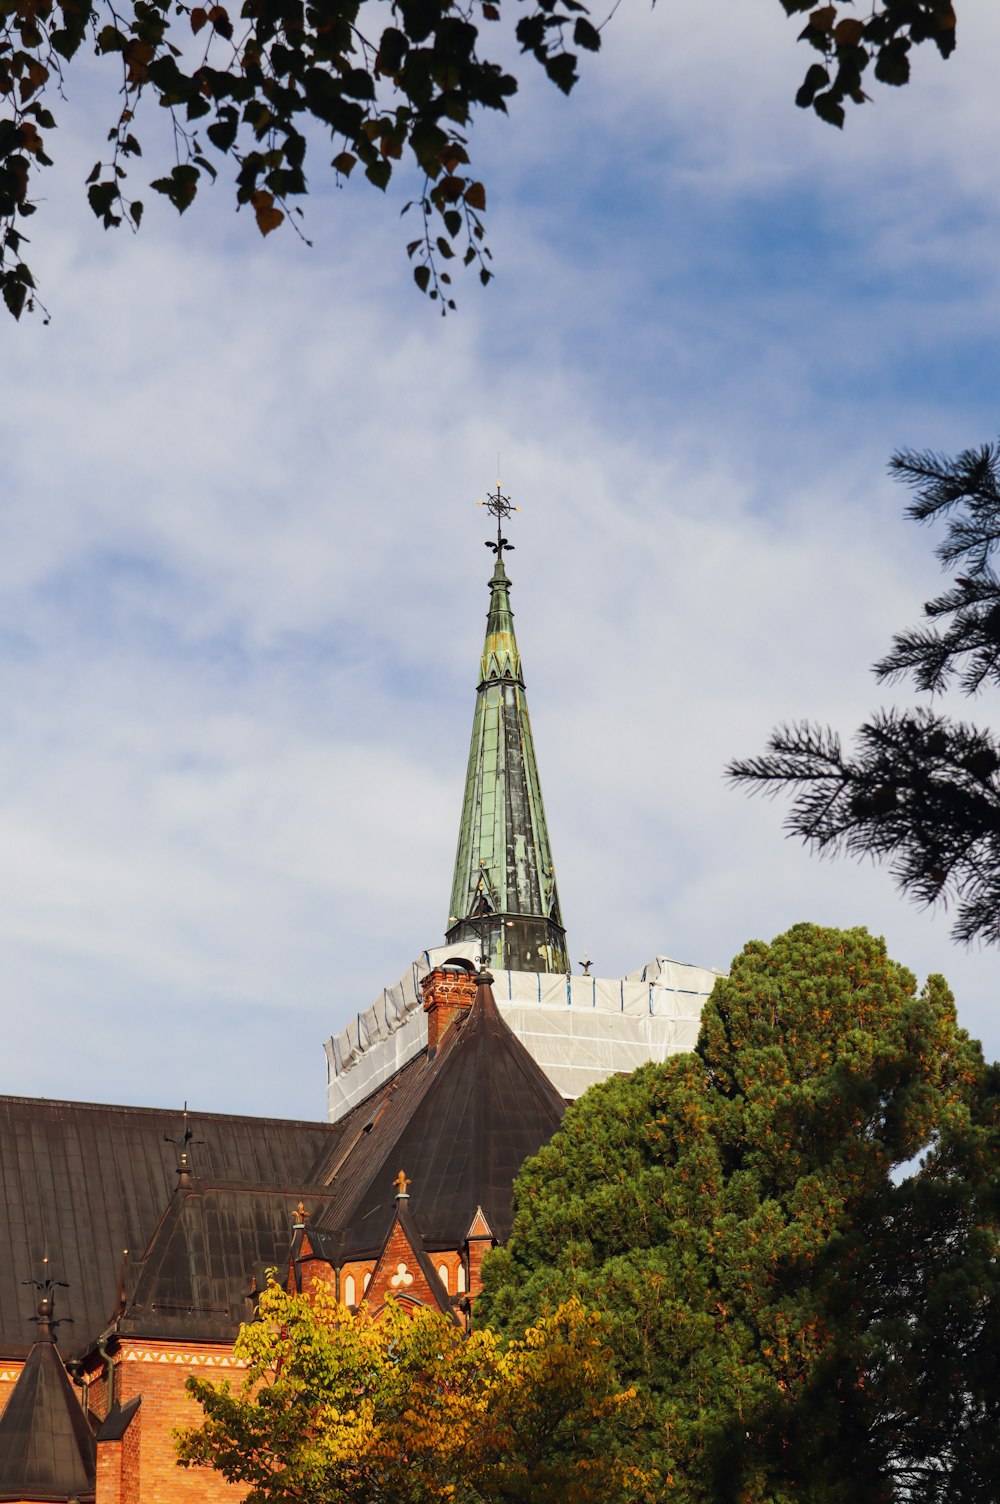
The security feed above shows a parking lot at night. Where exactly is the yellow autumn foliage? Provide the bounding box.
[177,1279,654,1504]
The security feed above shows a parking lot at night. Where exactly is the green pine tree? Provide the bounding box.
[478,923,999,1503]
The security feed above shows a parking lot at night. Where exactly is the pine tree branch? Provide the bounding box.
[728,710,1000,946]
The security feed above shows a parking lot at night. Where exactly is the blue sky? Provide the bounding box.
[3,0,1000,1117]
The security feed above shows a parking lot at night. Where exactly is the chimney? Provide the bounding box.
[421,966,477,1053]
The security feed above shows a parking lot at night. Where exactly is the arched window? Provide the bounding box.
[457,1263,467,1293]
[363,1270,371,1292]
[437,1263,449,1292]
[344,1273,356,1306]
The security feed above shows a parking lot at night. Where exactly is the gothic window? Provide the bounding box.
[437,1263,449,1292]
[344,1273,356,1306]
[457,1263,467,1293]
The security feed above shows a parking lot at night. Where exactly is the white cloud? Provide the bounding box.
[1,0,999,1115]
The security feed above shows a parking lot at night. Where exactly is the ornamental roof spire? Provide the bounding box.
[446,484,569,974]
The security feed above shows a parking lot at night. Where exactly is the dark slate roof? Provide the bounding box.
[311,977,565,1256]
[0,980,564,1360]
[0,1097,344,1359]
[95,1396,140,1443]
[0,1323,96,1503]
[118,1184,337,1343]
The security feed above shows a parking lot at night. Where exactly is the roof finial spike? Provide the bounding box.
[22,1261,69,1341]
[164,1100,204,1186]
[394,1169,411,1200]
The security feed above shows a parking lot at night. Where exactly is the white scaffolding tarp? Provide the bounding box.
[324,943,724,1122]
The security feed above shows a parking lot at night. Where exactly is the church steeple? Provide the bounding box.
[446,487,569,974]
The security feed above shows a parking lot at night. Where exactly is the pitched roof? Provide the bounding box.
[312,975,565,1256]
[118,1183,338,1343]
[0,1310,96,1503]
[0,979,565,1353]
[0,1096,343,1359]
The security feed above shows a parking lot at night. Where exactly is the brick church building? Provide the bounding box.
[0,494,714,1502]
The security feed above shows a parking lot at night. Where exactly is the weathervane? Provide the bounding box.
[477,464,519,558]
[22,1257,70,1336]
[164,1101,204,1182]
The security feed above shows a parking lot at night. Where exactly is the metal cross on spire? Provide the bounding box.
[477,473,519,558]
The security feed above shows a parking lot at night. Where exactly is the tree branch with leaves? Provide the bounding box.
[177,1281,655,1504]
[0,0,967,319]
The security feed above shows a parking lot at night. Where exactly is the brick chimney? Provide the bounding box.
[421,966,478,1053]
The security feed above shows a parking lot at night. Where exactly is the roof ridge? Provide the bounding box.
[0,1094,337,1129]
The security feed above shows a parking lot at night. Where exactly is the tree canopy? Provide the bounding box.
[177,1279,653,1503]
[478,923,1000,1502]
[0,0,963,320]
[729,439,1000,947]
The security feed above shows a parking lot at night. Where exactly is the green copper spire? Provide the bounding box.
[446,492,569,973]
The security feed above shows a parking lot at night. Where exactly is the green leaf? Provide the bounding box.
[365,159,392,190]
[342,68,376,101]
[50,26,84,60]
[813,90,845,127]
[874,42,911,87]
[3,275,26,320]
[87,180,118,222]
[377,26,408,72]
[410,120,449,170]
[150,163,200,212]
[573,17,601,51]
[795,62,829,108]
[207,118,239,154]
[97,23,125,53]
[414,263,430,292]
[543,52,577,94]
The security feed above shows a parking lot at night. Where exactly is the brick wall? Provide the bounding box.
[95,1401,141,1504]
[467,1237,490,1297]
[368,1219,442,1310]
[90,1342,247,1504]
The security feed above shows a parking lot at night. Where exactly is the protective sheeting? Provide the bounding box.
[324,945,724,1122]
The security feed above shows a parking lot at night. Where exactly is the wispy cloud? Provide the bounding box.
[1,0,999,1114]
